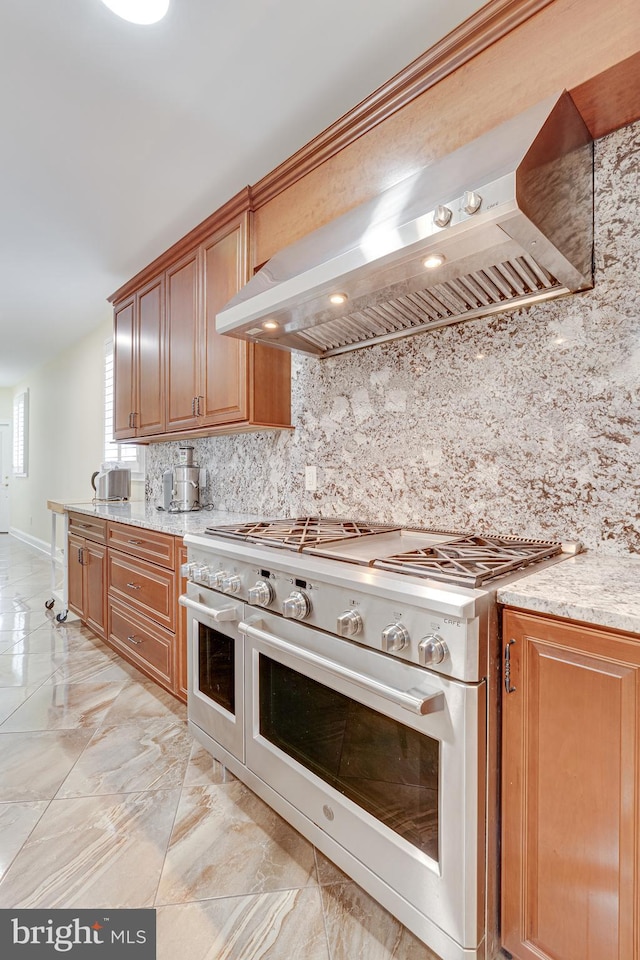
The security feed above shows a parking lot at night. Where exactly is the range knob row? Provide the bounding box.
[433,190,482,228]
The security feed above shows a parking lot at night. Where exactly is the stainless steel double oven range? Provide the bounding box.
[180,518,577,960]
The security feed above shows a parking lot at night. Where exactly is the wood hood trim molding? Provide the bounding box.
[250,0,558,209]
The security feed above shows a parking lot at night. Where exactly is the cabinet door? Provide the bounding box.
[83,540,107,639]
[136,275,165,436]
[113,298,136,439]
[199,216,249,426]
[67,533,85,618]
[501,610,640,960]
[165,250,200,432]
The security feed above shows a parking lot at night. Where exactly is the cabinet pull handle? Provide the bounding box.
[132,412,137,428]
[197,395,203,416]
[127,634,143,645]
[126,581,142,590]
[191,397,196,415]
[504,639,516,694]
[128,539,143,545]
[78,547,84,565]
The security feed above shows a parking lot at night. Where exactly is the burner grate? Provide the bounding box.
[373,536,563,587]
[204,517,400,551]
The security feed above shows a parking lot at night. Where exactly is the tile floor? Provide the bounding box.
[0,534,439,959]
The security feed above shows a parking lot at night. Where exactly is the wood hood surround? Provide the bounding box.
[109,0,640,428]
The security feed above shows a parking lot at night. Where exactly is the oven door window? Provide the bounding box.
[198,623,235,715]
[259,654,439,861]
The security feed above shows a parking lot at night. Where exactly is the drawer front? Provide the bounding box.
[108,598,172,687]
[68,512,107,543]
[108,551,175,630]
[107,522,176,569]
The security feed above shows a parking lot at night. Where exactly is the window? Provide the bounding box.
[104,339,144,477]
[12,389,29,477]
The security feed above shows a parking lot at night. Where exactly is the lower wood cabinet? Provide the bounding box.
[501,608,640,960]
[67,515,186,701]
[67,514,107,640]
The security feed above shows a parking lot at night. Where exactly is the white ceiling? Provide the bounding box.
[0,0,488,387]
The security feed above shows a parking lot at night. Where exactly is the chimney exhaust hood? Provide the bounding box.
[216,92,593,358]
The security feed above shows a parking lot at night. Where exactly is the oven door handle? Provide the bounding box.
[179,594,239,622]
[239,619,444,717]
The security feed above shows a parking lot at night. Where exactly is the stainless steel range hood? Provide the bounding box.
[217,91,593,358]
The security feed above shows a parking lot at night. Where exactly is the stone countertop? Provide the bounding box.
[62,501,263,537]
[497,552,640,636]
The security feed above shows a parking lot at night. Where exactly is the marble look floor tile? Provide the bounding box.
[315,851,352,886]
[0,680,128,731]
[182,742,237,787]
[320,882,439,960]
[0,686,42,725]
[0,730,94,800]
[46,649,138,685]
[0,597,31,614]
[0,789,182,908]
[0,630,33,653]
[0,802,49,881]
[0,610,49,633]
[156,889,330,960]
[0,652,62,688]
[155,783,318,904]
[5,621,109,657]
[103,678,187,725]
[57,718,193,797]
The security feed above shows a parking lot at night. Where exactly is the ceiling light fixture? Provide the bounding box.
[262,320,279,331]
[99,0,170,25]
[423,253,445,269]
[329,293,348,305]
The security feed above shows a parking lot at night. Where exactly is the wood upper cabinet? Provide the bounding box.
[113,275,165,440]
[501,609,640,960]
[165,249,200,433]
[112,206,291,441]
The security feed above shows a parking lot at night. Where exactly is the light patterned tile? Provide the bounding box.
[0,789,182,908]
[0,730,94,800]
[103,678,187,725]
[0,687,42,725]
[0,680,128,731]
[0,652,61,688]
[46,649,138,685]
[182,742,237,787]
[320,882,440,960]
[0,802,49,881]
[57,718,193,797]
[155,783,317,904]
[156,890,330,960]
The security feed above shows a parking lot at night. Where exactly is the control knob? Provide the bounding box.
[248,579,274,606]
[418,634,449,666]
[192,564,210,584]
[180,561,197,579]
[381,622,410,653]
[433,204,453,228]
[336,610,363,638]
[221,575,242,595]
[463,190,482,215]
[282,590,311,620]
[211,570,229,588]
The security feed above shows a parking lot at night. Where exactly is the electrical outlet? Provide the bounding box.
[305,466,317,492]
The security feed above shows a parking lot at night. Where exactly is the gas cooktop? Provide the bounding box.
[203,516,576,588]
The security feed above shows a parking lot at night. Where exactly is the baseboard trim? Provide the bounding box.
[9,527,55,559]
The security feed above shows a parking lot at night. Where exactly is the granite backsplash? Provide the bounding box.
[145,119,640,556]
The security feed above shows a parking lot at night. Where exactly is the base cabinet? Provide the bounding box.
[67,514,107,639]
[501,609,640,960]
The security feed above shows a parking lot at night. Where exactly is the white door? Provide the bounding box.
[0,422,10,532]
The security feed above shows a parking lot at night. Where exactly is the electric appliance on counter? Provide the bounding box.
[179,517,581,960]
[161,445,206,513]
[90,464,131,501]
[216,91,593,358]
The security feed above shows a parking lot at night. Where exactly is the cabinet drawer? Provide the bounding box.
[108,522,176,569]
[108,551,175,630]
[108,598,172,687]
[68,512,107,543]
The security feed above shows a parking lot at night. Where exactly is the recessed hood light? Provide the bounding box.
[262,320,279,331]
[423,254,445,269]
[329,293,348,305]
[100,0,170,25]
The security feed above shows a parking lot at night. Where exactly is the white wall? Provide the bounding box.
[0,389,12,420]
[10,317,112,551]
